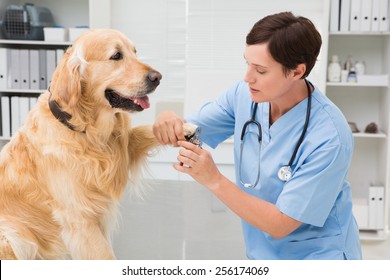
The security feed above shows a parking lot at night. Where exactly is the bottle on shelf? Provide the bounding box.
[347,67,358,83]
[327,55,341,82]
[344,55,354,72]
[355,61,366,75]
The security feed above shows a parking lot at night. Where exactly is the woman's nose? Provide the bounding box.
[244,67,255,84]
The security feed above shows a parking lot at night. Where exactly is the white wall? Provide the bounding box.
[107,0,329,126]
[185,0,329,115]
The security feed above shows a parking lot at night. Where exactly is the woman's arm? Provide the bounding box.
[175,140,302,239]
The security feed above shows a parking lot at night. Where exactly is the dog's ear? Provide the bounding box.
[50,45,85,108]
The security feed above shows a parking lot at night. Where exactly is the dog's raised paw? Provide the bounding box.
[183,123,202,147]
[183,123,198,139]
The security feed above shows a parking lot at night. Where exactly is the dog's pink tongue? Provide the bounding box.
[136,96,150,109]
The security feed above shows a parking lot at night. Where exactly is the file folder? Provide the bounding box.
[29,50,40,90]
[340,0,351,31]
[373,186,385,229]
[368,186,385,229]
[10,96,20,136]
[39,49,47,90]
[1,96,10,138]
[19,96,30,127]
[10,49,21,89]
[0,96,2,136]
[29,97,38,110]
[361,0,373,31]
[46,49,56,87]
[368,186,377,229]
[20,49,30,90]
[330,0,341,31]
[379,0,389,31]
[377,187,385,229]
[0,48,10,89]
[372,0,381,31]
[56,49,64,66]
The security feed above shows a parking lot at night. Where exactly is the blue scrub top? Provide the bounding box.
[186,80,362,260]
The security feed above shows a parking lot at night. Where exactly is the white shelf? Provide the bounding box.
[329,31,390,36]
[359,229,389,241]
[0,89,44,94]
[327,82,389,87]
[353,132,387,139]
[0,39,72,46]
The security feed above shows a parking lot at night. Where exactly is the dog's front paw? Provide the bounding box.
[183,123,202,146]
[183,123,198,139]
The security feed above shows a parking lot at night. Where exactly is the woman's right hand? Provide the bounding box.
[152,110,186,147]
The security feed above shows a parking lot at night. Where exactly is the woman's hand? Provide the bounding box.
[152,111,185,147]
[174,140,222,190]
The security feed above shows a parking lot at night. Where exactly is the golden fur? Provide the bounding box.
[0,29,177,259]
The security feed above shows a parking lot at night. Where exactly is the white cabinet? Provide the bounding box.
[0,40,70,143]
[0,39,72,143]
[325,32,390,239]
[0,0,110,148]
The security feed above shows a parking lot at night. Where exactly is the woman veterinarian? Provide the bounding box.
[153,11,362,260]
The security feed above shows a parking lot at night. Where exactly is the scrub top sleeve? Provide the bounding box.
[185,82,241,149]
[276,144,351,227]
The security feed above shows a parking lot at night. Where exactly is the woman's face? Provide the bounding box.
[243,43,293,103]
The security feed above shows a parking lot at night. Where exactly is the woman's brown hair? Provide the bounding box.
[246,11,322,78]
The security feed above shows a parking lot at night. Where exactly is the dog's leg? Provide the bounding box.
[128,123,199,167]
[129,123,198,155]
[128,125,160,166]
[0,236,17,260]
[0,219,40,259]
[61,223,115,260]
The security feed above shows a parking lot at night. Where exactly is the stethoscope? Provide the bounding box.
[239,79,312,188]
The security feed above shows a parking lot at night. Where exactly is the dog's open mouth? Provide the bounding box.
[105,89,150,112]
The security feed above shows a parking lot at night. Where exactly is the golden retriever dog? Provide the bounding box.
[0,29,193,259]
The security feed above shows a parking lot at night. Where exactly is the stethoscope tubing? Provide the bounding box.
[239,79,312,188]
[287,80,312,167]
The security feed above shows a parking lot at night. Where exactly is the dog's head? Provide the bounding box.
[50,29,162,113]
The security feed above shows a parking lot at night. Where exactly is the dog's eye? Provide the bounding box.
[110,52,123,61]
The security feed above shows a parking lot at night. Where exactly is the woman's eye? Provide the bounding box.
[255,68,266,74]
[110,52,123,60]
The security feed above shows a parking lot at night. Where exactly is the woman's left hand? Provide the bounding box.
[173,140,222,190]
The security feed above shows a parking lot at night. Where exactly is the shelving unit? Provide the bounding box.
[0,39,71,146]
[325,31,390,240]
[0,0,104,149]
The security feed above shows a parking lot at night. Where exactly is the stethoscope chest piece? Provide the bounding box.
[278,166,292,182]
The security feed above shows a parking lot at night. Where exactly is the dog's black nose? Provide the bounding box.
[147,71,162,84]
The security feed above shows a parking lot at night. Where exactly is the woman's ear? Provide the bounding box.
[50,45,84,108]
[291,63,307,80]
